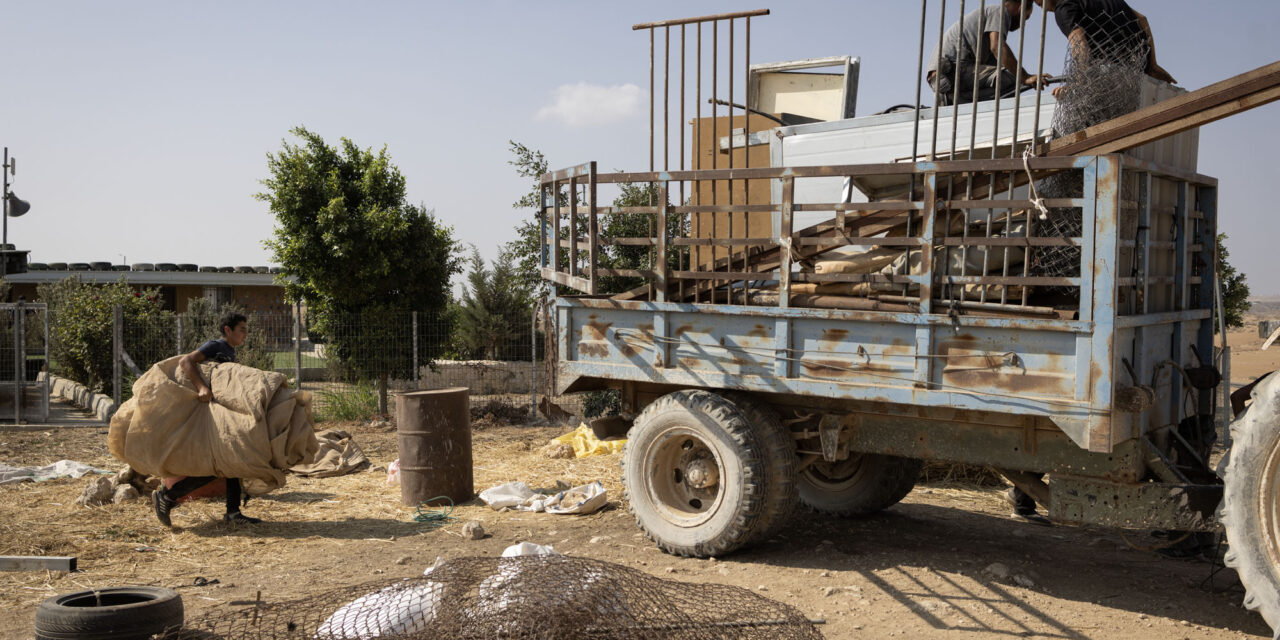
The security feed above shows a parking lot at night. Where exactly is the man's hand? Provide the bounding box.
[197,387,212,403]
[1023,74,1053,88]
[1052,84,1067,98]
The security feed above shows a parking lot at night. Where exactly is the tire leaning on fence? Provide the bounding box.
[1221,372,1280,638]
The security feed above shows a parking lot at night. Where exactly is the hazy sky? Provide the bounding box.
[4,1,1278,293]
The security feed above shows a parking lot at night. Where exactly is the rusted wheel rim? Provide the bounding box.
[642,426,724,528]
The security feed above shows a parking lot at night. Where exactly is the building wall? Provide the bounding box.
[8,280,288,315]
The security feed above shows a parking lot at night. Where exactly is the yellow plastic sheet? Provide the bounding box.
[551,423,626,458]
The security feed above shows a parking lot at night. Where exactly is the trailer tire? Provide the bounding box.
[622,390,787,557]
[798,453,923,517]
[34,586,183,640]
[1221,372,1280,638]
[721,392,798,545]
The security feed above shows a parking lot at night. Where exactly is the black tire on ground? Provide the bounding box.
[1221,372,1280,638]
[34,586,183,640]
[720,392,799,545]
[797,453,923,517]
[622,389,792,557]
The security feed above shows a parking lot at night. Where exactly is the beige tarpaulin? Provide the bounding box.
[290,429,370,478]
[108,357,318,496]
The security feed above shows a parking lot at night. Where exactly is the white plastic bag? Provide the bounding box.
[385,459,401,486]
[545,481,608,515]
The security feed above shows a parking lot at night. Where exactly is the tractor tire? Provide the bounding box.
[622,389,794,557]
[720,392,799,545]
[798,453,923,517]
[34,586,183,640]
[1221,372,1280,638]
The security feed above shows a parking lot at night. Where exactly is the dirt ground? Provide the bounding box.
[0,420,1271,640]
[0,321,1276,639]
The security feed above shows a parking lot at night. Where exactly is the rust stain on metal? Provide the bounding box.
[679,357,701,369]
[584,320,613,341]
[747,324,769,338]
[674,323,696,337]
[822,328,850,342]
[577,341,610,358]
[802,359,898,378]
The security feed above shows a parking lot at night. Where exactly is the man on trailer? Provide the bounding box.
[926,0,1051,106]
[1032,0,1176,94]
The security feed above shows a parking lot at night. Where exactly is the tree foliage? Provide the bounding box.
[39,277,170,393]
[1218,233,1251,329]
[453,246,531,360]
[258,127,462,378]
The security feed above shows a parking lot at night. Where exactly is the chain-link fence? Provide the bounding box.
[47,305,583,424]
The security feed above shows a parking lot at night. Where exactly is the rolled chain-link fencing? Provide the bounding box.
[162,556,823,640]
[1034,7,1151,285]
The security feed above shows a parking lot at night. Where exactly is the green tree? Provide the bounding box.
[39,277,171,395]
[453,246,531,360]
[1219,233,1251,329]
[258,127,462,392]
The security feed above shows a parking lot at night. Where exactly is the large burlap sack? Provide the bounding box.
[108,356,317,495]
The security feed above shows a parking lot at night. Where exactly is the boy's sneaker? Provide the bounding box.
[152,490,175,528]
[224,511,262,525]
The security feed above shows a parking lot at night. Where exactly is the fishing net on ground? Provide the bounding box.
[159,555,825,640]
[1033,7,1151,283]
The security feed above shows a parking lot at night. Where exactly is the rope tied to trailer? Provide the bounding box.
[1022,147,1051,221]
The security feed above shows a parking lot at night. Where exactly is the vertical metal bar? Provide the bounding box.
[916,174,939,389]
[569,176,579,279]
[530,299,539,420]
[13,304,22,424]
[728,18,737,304]
[680,24,687,304]
[175,315,183,356]
[41,306,48,421]
[657,182,670,303]
[930,0,947,159]
[552,180,562,277]
[1140,172,1153,315]
[412,311,419,384]
[588,162,599,295]
[779,177,795,308]
[664,25,670,176]
[712,21,719,300]
[949,0,967,156]
[1031,0,1049,155]
[911,0,928,164]
[112,304,122,407]
[294,300,303,390]
[695,23,703,304]
[1174,181,1190,310]
[649,28,655,174]
[744,15,751,306]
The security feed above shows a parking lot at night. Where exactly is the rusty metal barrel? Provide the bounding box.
[396,387,473,506]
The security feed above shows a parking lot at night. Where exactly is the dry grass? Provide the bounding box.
[0,417,620,620]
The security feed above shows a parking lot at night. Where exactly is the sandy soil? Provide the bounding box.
[0,418,1272,640]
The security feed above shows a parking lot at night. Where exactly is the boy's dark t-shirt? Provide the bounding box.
[197,339,236,363]
[1054,0,1148,69]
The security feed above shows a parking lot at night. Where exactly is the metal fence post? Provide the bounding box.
[13,304,22,424]
[112,305,123,406]
[175,314,183,356]
[293,301,303,390]
[530,298,539,420]
[412,311,419,384]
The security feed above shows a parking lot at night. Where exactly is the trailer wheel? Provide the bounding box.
[622,390,790,557]
[1221,372,1280,637]
[721,393,799,545]
[798,453,923,517]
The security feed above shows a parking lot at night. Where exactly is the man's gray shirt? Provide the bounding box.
[927,5,1014,74]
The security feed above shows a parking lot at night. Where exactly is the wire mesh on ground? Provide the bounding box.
[162,555,823,640]
[1034,8,1151,283]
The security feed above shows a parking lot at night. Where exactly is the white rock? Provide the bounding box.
[75,476,114,507]
[111,483,139,504]
[461,521,485,540]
